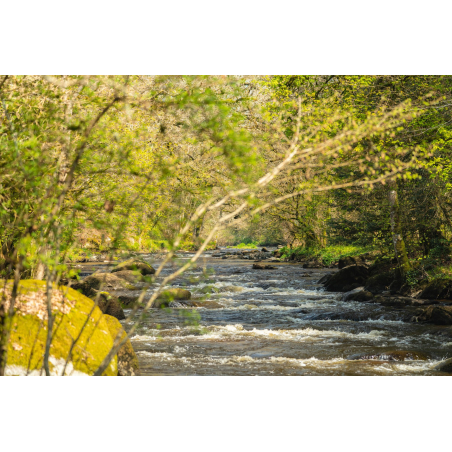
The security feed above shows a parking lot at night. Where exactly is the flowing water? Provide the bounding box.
[78,250,452,375]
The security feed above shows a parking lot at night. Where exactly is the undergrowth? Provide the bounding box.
[280,244,374,265]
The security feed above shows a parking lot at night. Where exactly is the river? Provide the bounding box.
[83,249,447,376]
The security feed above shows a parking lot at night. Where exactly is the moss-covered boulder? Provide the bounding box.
[111,259,155,276]
[151,288,191,308]
[2,280,117,376]
[81,272,138,291]
[103,315,140,376]
[419,278,452,300]
[324,265,369,292]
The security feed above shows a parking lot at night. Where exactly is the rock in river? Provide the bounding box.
[74,271,138,292]
[253,263,276,270]
[111,258,155,276]
[419,278,452,300]
[416,305,452,325]
[152,288,192,308]
[324,265,369,292]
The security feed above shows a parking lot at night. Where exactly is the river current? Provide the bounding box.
[97,250,450,376]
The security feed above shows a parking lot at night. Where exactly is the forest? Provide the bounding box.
[2,75,452,376]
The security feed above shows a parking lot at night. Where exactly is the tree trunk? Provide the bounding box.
[388,184,411,277]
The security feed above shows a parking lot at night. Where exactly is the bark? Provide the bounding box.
[388,185,411,277]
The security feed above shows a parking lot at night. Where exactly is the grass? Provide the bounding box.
[228,242,259,249]
[280,244,374,265]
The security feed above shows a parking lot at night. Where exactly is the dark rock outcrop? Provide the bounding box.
[419,278,452,300]
[324,265,369,292]
[364,270,396,294]
[317,273,333,284]
[416,305,452,325]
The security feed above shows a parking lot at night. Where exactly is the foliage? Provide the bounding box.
[280,244,373,266]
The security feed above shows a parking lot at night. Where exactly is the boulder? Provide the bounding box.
[347,350,428,361]
[416,305,452,325]
[75,272,138,292]
[364,270,396,294]
[419,278,452,300]
[324,265,369,292]
[152,288,191,308]
[2,280,118,376]
[111,258,155,276]
[103,314,140,376]
[117,293,140,307]
[93,291,125,320]
[113,269,148,285]
[434,358,452,373]
[252,263,275,270]
[344,290,374,302]
[261,247,269,252]
[317,273,333,284]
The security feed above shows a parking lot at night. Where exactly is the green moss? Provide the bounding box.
[104,315,140,376]
[5,280,117,376]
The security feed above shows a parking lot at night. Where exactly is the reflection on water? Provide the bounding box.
[85,252,452,375]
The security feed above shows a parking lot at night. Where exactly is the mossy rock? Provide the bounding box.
[103,315,140,376]
[77,272,138,292]
[111,259,155,276]
[4,280,117,376]
[152,288,191,308]
[419,278,452,300]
